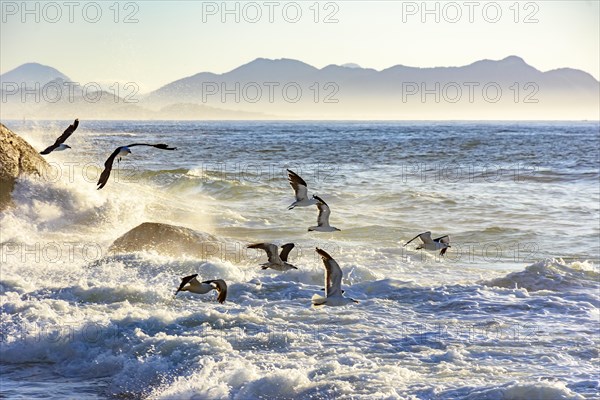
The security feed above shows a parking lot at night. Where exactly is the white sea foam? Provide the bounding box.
[462,380,586,400]
[482,258,600,292]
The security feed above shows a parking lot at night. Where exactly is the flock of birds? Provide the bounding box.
[38,119,451,307]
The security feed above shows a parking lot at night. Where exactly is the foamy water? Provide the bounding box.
[1,121,598,399]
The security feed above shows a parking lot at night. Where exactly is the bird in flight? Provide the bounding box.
[40,118,79,155]
[287,169,318,209]
[309,195,340,232]
[246,242,297,271]
[96,143,176,189]
[312,248,357,306]
[404,231,451,256]
[174,274,227,303]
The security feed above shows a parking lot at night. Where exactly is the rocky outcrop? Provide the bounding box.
[109,222,220,258]
[0,123,49,210]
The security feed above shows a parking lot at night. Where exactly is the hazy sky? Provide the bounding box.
[1,1,598,92]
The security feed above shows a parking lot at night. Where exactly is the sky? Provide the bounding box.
[1,1,599,93]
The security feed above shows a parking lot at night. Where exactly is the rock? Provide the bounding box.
[0,123,49,210]
[108,222,220,258]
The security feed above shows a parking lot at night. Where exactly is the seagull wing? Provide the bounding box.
[55,118,79,145]
[203,279,227,303]
[247,243,282,265]
[96,146,122,190]
[404,231,432,246]
[287,169,309,202]
[40,118,79,154]
[419,232,434,244]
[434,235,450,245]
[316,248,343,298]
[40,144,58,155]
[279,243,295,262]
[175,273,199,295]
[126,143,177,150]
[313,196,331,227]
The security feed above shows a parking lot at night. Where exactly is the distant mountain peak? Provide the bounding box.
[500,55,526,64]
[12,62,49,69]
[245,57,313,66]
[0,62,71,87]
[341,63,362,69]
[1,62,68,77]
[227,57,318,75]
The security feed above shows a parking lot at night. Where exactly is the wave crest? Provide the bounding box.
[482,259,599,292]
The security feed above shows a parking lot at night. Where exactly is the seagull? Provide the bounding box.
[174,274,227,303]
[40,118,79,155]
[96,143,177,189]
[287,169,318,209]
[312,248,357,306]
[404,231,451,256]
[247,242,297,271]
[309,195,340,232]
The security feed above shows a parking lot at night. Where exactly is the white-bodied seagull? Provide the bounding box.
[96,143,176,189]
[404,231,451,256]
[247,242,297,271]
[175,274,227,303]
[309,195,340,232]
[312,248,357,306]
[40,118,79,155]
[287,169,318,209]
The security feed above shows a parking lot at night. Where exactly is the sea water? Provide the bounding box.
[1,121,598,399]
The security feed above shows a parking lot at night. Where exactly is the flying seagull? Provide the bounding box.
[287,169,318,209]
[174,274,227,303]
[96,143,176,189]
[40,118,79,155]
[309,195,340,232]
[404,231,451,256]
[312,248,357,306]
[247,242,297,271]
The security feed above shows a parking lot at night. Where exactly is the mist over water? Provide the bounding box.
[1,121,599,399]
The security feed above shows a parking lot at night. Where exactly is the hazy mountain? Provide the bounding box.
[0,69,267,120]
[0,63,71,88]
[145,56,599,119]
[146,58,319,105]
[2,57,598,120]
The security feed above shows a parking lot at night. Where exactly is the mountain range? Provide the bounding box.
[1,57,598,120]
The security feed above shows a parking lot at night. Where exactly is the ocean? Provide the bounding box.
[1,120,599,399]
